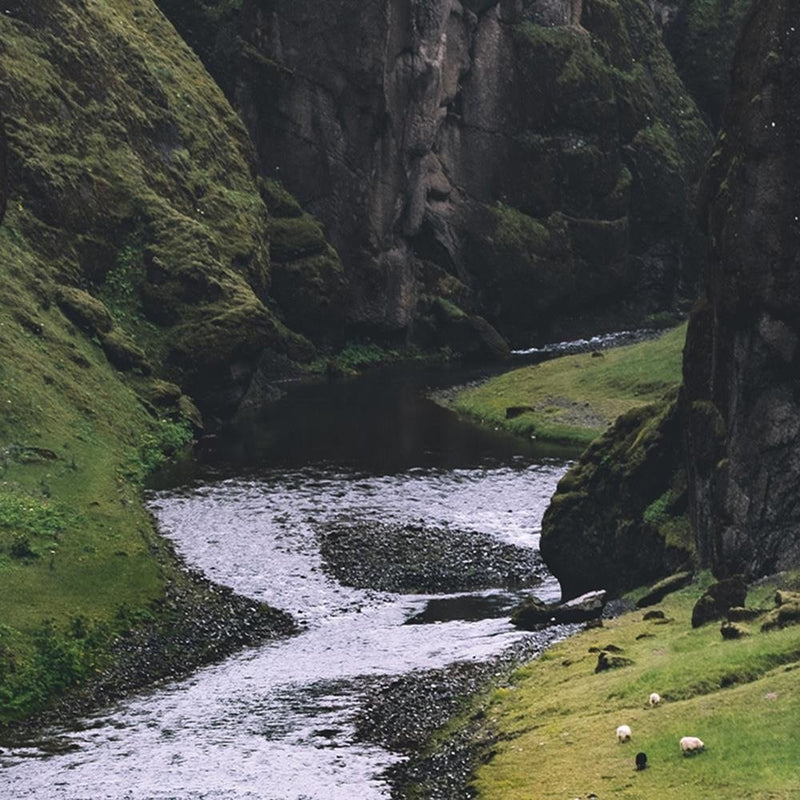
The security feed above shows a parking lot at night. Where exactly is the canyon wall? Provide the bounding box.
[0,0,320,421]
[235,0,711,349]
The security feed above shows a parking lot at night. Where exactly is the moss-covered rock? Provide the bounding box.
[98,328,152,374]
[690,575,747,627]
[540,390,696,599]
[55,286,114,335]
[0,0,318,417]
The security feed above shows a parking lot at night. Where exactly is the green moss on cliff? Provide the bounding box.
[0,0,300,722]
[664,0,751,127]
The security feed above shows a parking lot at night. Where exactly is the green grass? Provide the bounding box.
[0,217,190,722]
[448,324,686,445]
[471,574,800,799]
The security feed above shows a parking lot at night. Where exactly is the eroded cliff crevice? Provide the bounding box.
[684,0,800,578]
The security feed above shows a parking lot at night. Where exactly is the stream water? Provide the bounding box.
[0,365,579,800]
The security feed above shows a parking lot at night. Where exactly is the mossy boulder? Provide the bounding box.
[267,214,346,341]
[540,391,696,599]
[98,328,152,374]
[55,286,114,335]
[412,295,511,362]
[691,576,748,628]
[636,570,694,608]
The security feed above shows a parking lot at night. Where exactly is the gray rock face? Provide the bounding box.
[237,0,710,346]
[684,0,800,579]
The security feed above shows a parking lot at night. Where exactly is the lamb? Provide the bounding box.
[616,724,632,742]
[680,736,705,755]
[649,692,661,707]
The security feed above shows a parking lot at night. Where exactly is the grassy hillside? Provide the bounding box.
[460,575,800,798]
[447,324,686,445]
[0,0,297,725]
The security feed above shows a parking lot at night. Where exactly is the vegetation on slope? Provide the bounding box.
[469,574,800,799]
[447,324,686,446]
[0,0,299,725]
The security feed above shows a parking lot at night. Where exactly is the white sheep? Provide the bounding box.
[649,692,661,707]
[616,724,632,742]
[680,736,705,755]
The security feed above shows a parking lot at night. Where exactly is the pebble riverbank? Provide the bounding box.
[319,520,546,594]
[357,629,578,798]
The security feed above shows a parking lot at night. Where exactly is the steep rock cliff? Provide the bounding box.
[0,0,318,419]
[0,112,6,223]
[237,0,711,348]
[684,0,800,578]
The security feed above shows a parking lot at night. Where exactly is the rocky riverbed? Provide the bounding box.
[319,520,546,594]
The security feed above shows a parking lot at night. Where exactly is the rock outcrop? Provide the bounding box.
[0,111,6,224]
[683,0,800,580]
[236,0,711,349]
[539,392,695,599]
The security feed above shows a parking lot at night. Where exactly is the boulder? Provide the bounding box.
[541,396,696,600]
[99,329,151,374]
[56,286,114,335]
[761,591,800,632]
[727,606,765,622]
[595,650,634,673]
[691,576,747,628]
[511,589,606,629]
[720,622,749,640]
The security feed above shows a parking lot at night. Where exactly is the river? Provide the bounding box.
[0,365,579,799]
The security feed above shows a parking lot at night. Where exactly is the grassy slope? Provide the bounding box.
[0,212,192,720]
[448,324,686,445]
[0,0,287,724]
[471,575,800,799]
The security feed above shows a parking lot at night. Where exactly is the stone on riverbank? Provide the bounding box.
[511,590,606,629]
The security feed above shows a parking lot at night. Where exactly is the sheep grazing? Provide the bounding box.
[680,736,705,755]
[635,752,648,770]
[649,692,661,707]
[616,724,632,742]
